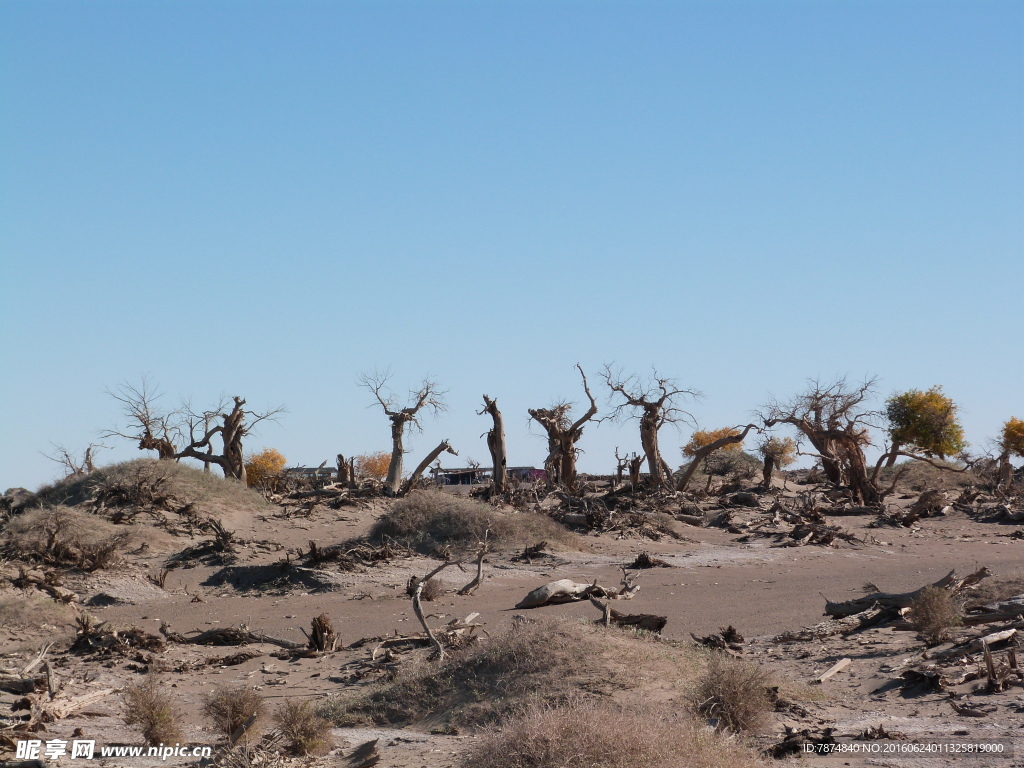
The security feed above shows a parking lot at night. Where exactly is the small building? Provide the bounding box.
[430,466,545,486]
[430,466,486,485]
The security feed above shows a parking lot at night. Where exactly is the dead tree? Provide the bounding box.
[762,378,883,504]
[400,440,458,495]
[614,448,643,488]
[601,365,698,488]
[105,379,282,482]
[676,425,758,492]
[104,378,179,459]
[336,454,356,488]
[43,443,105,477]
[359,370,447,495]
[528,364,598,490]
[479,395,508,495]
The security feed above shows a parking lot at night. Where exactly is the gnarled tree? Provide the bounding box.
[479,395,507,495]
[528,364,598,490]
[997,418,1024,490]
[757,435,797,489]
[105,379,283,482]
[601,365,699,488]
[763,378,880,504]
[884,386,966,467]
[359,371,447,495]
[677,425,757,493]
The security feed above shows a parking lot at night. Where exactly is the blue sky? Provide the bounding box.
[2,1,1021,490]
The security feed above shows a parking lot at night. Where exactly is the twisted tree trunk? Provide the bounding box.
[480,396,507,495]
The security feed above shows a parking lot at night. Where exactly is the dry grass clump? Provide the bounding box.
[2,507,136,571]
[876,460,976,493]
[368,490,576,554]
[406,575,442,601]
[204,686,266,742]
[911,586,963,645]
[691,654,773,733]
[322,619,690,729]
[0,589,76,629]
[273,699,333,756]
[462,698,763,768]
[123,677,184,746]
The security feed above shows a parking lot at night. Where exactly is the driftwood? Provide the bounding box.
[814,658,851,683]
[628,552,672,569]
[13,569,79,603]
[457,537,489,596]
[186,626,304,650]
[15,687,116,725]
[301,614,340,653]
[512,541,548,562]
[516,568,641,609]
[929,628,1017,660]
[693,625,745,651]
[410,560,465,658]
[824,567,990,618]
[589,598,666,632]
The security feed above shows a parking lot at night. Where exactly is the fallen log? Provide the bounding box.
[186,627,304,650]
[930,628,1017,660]
[824,567,990,618]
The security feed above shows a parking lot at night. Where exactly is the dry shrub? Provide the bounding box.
[322,619,692,728]
[122,677,184,746]
[911,586,963,645]
[406,576,442,601]
[204,686,266,742]
[354,451,391,481]
[273,699,333,756]
[35,459,273,518]
[463,698,762,768]
[244,449,287,490]
[692,654,773,733]
[370,490,575,554]
[2,507,135,570]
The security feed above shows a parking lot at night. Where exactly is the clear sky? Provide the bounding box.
[1,1,1021,491]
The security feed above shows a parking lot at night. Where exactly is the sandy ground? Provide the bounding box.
[2,479,1023,767]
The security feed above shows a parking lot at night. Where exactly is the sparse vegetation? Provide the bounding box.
[911,586,963,645]
[367,490,575,554]
[2,506,135,570]
[321,619,695,728]
[692,654,773,733]
[34,459,273,518]
[0,589,76,629]
[204,685,266,742]
[122,676,184,746]
[461,698,763,768]
[273,699,333,756]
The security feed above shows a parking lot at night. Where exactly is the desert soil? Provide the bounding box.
[2,477,1023,767]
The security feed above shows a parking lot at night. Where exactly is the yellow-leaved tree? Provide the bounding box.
[680,427,751,493]
[355,451,391,482]
[884,386,966,466]
[245,448,287,489]
[757,436,797,489]
[997,418,1024,488]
